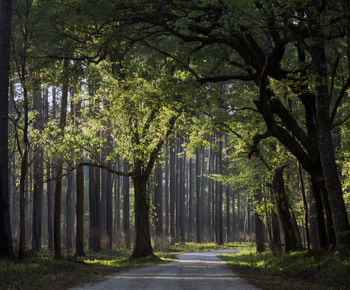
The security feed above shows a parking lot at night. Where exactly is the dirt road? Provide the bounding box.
[71,250,259,290]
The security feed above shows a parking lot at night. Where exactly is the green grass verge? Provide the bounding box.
[219,250,350,290]
[155,241,254,259]
[0,242,252,289]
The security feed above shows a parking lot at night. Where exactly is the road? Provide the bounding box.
[71,250,259,290]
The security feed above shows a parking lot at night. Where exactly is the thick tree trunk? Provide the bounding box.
[271,165,302,252]
[269,185,282,255]
[131,176,154,258]
[0,0,13,259]
[32,85,43,252]
[308,5,350,250]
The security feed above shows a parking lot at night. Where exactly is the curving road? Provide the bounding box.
[71,250,259,290]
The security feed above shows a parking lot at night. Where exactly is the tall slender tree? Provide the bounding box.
[0,0,13,259]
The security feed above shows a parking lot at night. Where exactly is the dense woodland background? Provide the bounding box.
[0,0,350,260]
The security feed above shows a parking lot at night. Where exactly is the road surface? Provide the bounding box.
[71,250,259,290]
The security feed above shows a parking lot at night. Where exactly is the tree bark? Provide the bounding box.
[271,165,302,252]
[0,0,13,258]
[307,3,350,250]
[131,175,154,258]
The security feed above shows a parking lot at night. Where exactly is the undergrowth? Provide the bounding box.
[219,250,350,290]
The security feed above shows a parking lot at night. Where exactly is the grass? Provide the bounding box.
[0,242,252,289]
[219,250,350,290]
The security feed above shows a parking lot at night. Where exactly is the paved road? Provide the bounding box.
[71,250,259,290]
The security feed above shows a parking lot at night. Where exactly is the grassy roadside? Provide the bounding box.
[219,250,350,290]
[0,242,252,289]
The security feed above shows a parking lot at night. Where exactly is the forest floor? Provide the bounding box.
[219,250,350,290]
[0,242,251,289]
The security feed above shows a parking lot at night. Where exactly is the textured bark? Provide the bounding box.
[54,59,69,258]
[271,165,302,252]
[307,3,350,250]
[269,185,282,255]
[131,175,153,258]
[0,0,13,258]
[32,85,43,252]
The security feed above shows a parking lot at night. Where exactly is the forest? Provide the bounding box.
[0,0,350,289]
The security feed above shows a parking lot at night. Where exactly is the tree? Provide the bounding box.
[0,0,13,259]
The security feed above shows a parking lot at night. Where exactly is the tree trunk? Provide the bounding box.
[254,188,265,252]
[165,146,169,237]
[154,160,163,237]
[188,158,193,241]
[114,162,121,243]
[308,5,350,250]
[131,175,154,258]
[271,165,302,252]
[53,59,69,258]
[169,140,176,242]
[226,186,231,241]
[216,139,223,245]
[195,148,202,243]
[123,160,131,249]
[32,84,43,252]
[18,86,30,259]
[65,171,74,249]
[75,95,85,256]
[0,0,13,259]
[298,163,310,251]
